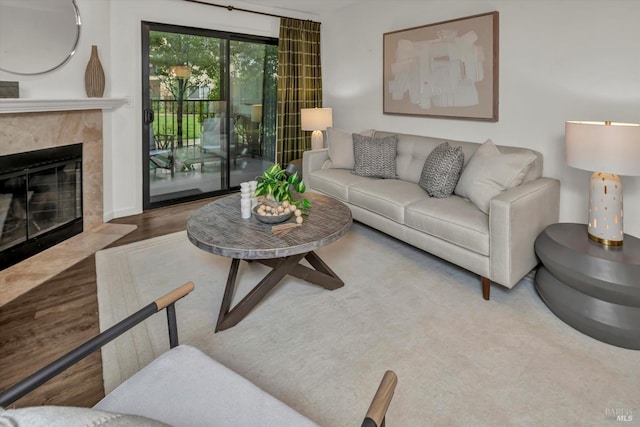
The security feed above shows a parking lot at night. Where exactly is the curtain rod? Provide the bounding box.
[183,0,320,24]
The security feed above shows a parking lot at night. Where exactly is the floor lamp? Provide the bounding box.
[565,121,640,246]
[301,108,333,150]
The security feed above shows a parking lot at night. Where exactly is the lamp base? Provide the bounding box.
[587,172,624,246]
[310,130,324,150]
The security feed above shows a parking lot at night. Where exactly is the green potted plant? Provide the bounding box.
[254,164,311,213]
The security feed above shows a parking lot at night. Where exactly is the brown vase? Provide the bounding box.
[85,45,105,98]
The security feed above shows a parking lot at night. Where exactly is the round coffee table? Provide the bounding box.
[187,192,352,332]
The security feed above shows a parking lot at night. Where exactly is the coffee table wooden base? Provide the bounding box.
[216,251,344,332]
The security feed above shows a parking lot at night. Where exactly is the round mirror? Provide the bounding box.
[0,0,81,75]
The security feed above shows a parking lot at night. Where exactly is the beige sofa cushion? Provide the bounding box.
[349,179,426,223]
[455,139,537,214]
[405,196,490,256]
[307,168,375,202]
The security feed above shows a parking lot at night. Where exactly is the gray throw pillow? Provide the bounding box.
[419,142,464,198]
[352,134,398,178]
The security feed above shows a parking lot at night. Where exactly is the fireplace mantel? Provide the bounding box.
[0,98,128,114]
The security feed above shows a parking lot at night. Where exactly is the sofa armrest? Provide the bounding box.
[302,149,329,183]
[489,178,560,288]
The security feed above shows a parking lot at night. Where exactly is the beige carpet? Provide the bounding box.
[96,223,639,426]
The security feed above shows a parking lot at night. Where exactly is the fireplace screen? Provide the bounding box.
[1,144,83,270]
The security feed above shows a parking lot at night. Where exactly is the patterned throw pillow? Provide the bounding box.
[352,134,398,178]
[419,142,465,198]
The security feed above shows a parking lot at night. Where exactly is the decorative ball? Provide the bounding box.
[294,209,302,217]
[296,216,304,224]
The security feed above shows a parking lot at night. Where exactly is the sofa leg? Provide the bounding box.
[481,277,490,300]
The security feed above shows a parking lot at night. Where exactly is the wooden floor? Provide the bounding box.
[0,198,214,408]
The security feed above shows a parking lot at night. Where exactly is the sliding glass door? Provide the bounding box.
[142,22,277,209]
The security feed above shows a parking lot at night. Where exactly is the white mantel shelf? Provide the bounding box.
[0,98,129,114]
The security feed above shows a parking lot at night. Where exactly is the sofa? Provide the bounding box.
[303,128,561,299]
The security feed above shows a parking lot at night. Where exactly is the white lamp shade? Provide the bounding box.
[170,64,191,78]
[565,121,640,176]
[301,108,333,131]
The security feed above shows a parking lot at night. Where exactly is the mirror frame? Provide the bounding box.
[0,0,82,75]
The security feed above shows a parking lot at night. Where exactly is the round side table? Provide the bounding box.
[534,223,640,350]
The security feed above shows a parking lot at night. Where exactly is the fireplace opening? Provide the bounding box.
[1,144,83,270]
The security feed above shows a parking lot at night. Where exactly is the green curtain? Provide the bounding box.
[277,18,323,165]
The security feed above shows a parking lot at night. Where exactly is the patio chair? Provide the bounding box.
[0,282,398,427]
[200,116,237,167]
[149,127,175,177]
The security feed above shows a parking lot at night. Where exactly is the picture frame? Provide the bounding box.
[383,11,499,121]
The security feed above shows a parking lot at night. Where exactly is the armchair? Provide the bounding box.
[200,117,236,167]
[149,128,175,177]
[0,282,398,427]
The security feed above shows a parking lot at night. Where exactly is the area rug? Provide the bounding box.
[96,223,639,426]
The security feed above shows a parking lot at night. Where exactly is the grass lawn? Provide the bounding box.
[153,114,203,139]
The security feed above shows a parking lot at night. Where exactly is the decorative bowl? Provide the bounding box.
[253,206,293,224]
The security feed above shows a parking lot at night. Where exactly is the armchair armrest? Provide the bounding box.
[0,282,195,407]
[302,148,329,183]
[489,178,560,288]
[155,134,175,151]
[362,370,398,427]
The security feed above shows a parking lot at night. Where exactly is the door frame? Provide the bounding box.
[141,21,276,211]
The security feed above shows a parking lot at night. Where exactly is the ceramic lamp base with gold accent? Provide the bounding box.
[310,130,324,150]
[588,171,623,246]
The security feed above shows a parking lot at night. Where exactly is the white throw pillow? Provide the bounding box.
[326,127,354,169]
[454,139,536,214]
[0,406,168,427]
[326,127,374,169]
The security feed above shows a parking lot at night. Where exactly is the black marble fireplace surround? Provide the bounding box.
[0,144,83,270]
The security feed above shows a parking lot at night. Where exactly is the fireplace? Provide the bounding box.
[0,144,83,270]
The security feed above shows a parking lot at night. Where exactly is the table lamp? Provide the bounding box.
[565,121,640,246]
[301,108,333,150]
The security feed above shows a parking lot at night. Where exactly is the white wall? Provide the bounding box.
[320,0,640,238]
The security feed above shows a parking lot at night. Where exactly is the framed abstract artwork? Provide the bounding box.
[383,11,499,121]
